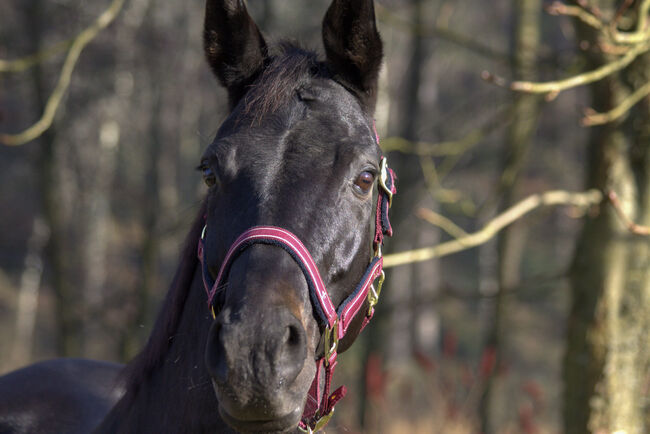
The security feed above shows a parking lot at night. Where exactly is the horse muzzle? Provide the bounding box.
[206,307,315,432]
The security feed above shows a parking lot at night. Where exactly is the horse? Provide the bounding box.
[0,0,396,432]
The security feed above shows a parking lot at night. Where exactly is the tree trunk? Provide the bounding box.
[563,3,650,432]
[11,217,49,367]
[361,0,430,427]
[119,1,163,359]
[25,0,81,357]
[479,0,542,431]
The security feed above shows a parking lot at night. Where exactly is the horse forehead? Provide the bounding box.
[308,78,372,128]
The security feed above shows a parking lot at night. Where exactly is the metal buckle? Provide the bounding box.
[379,157,393,208]
[322,320,339,366]
[298,408,336,433]
[367,270,385,315]
[312,408,335,432]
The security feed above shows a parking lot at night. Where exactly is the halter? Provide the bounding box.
[197,155,396,433]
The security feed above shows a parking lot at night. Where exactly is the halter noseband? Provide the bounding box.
[197,156,396,433]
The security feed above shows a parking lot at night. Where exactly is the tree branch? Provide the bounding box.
[0,0,126,146]
[417,207,469,239]
[482,40,650,95]
[582,80,650,125]
[0,39,73,74]
[606,189,650,235]
[381,107,511,157]
[482,0,650,112]
[546,1,604,31]
[383,189,603,268]
[374,3,510,62]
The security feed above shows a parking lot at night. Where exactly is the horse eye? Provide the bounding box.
[354,171,375,194]
[202,166,217,188]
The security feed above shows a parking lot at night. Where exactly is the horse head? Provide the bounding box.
[199,0,392,432]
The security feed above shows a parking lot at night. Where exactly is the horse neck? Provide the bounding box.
[96,263,231,433]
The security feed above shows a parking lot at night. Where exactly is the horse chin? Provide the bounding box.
[218,404,303,433]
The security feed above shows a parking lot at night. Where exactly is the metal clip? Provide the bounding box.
[312,408,335,432]
[299,407,335,434]
[322,320,339,366]
[374,242,382,258]
[367,270,385,315]
[379,157,393,208]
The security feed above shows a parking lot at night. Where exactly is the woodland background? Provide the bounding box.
[1,0,649,433]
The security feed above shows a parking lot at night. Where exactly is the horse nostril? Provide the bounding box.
[276,320,306,385]
[285,324,302,348]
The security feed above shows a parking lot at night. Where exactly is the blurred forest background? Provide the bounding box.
[1,0,649,433]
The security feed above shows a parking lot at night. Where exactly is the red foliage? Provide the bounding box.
[443,330,458,358]
[365,353,387,400]
[479,346,497,379]
[460,363,475,388]
[518,402,538,434]
[413,350,436,373]
[522,380,545,409]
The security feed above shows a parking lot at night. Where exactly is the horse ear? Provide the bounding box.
[204,0,268,107]
[322,0,383,113]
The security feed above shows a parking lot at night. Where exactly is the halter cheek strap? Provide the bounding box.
[197,156,396,433]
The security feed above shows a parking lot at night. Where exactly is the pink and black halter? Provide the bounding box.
[197,151,396,433]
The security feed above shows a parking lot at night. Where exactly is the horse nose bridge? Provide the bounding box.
[232,243,312,314]
[206,243,313,389]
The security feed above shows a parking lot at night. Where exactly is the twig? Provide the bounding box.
[634,0,650,39]
[582,80,650,125]
[417,207,469,239]
[0,0,126,146]
[0,39,74,74]
[606,190,650,235]
[576,0,603,19]
[374,2,509,63]
[546,1,604,31]
[382,107,511,157]
[482,40,650,95]
[611,0,635,28]
[383,189,603,268]
[603,0,650,45]
[548,0,650,45]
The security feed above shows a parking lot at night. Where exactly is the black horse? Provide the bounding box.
[0,0,393,432]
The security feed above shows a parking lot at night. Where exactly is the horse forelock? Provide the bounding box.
[242,42,323,122]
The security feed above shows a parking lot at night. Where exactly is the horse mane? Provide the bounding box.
[120,201,206,393]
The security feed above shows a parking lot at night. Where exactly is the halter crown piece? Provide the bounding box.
[197,135,396,433]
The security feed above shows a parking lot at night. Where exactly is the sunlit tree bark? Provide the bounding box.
[564,2,650,432]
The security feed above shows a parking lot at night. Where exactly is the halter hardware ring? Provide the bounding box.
[299,406,336,433]
[322,320,339,366]
[379,157,393,207]
[374,242,382,258]
[367,270,385,315]
[313,408,336,432]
